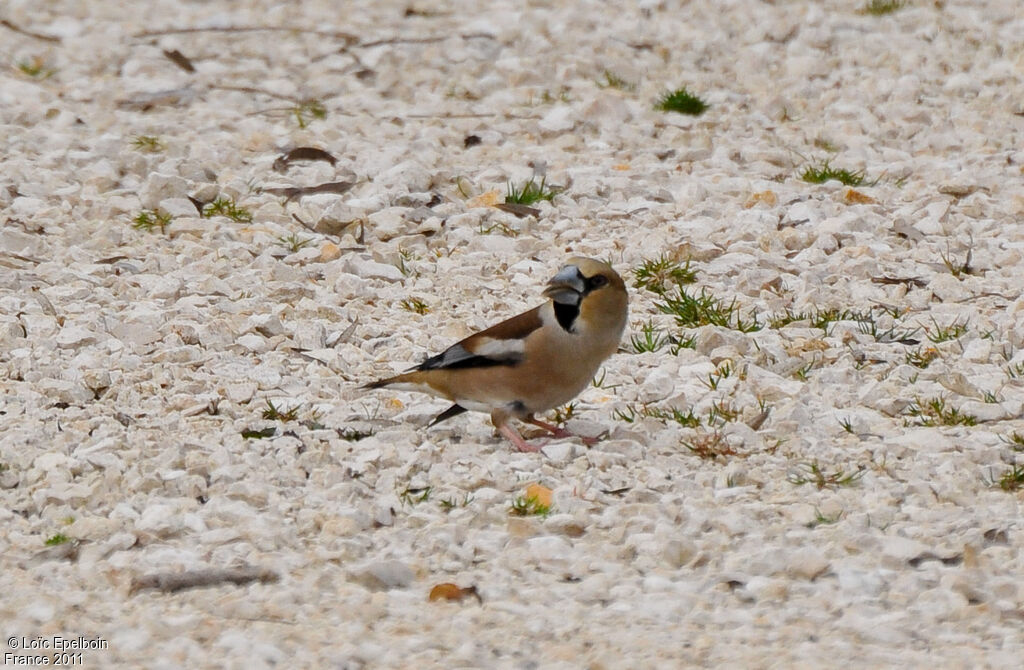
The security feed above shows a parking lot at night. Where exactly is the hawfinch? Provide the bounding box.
[364,257,629,452]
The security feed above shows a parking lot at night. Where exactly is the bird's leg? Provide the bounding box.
[525,416,573,438]
[492,409,542,452]
[525,415,599,446]
[498,423,542,452]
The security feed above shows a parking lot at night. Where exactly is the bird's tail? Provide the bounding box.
[361,370,422,390]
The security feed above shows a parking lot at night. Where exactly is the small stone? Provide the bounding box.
[541,441,575,463]
[158,197,202,218]
[249,314,286,338]
[366,207,411,241]
[56,325,98,348]
[139,173,188,209]
[235,333,269,353]
[349,559,415,590]
[785,547,829,580]
[343,256,404,281]
[539,106,575,133]
[319,241,342,262]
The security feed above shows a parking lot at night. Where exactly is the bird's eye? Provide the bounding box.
[588,275,608,289]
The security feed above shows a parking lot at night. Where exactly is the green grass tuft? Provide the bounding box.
[262,400,299,422]
[203,197,253,222]
[16,57,55,79]
[800,160,867,186]
[655,87,709,115]
[633,256,697,295]
[509,494,551,517]
[598,70,636,91]
[657,288,762,332]
[45,533,70,546]
[400,298,430,315]
[862,0,905,15]
[788,461,865,489]
[905,347,940,369]
[132,135,165,153]
[505,176,558,205]
[630,322,669,353]
[292,99,327,128]
[925,317,968,343]
[132,210,172,233]
[905,396,977,427]
[277,233,313,253]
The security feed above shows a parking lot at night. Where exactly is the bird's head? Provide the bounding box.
[543,257,628,335]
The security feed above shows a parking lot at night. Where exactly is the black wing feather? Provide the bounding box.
[416,343,523,371]
[428,404,468,426]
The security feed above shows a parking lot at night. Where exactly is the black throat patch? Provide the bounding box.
[553,301,580,332]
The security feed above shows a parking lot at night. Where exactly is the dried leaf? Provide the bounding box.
[466,190,502,208]
[428,583,481,603]
[843,188,876,205]
[262,181,354,203]
[744,190,777,209]
[524,483,553,508]
[494,203,540,218]
[272,147,339,172]
[162,49,195,73]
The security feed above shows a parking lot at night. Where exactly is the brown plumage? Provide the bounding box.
[364,257,629,451]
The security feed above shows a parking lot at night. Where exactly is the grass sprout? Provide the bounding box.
[132,135,166,152]
[925,317,968,343]
[549,402,577,425]
[800,160,867,186]
[292,99,327,128]
[131,210,172,233]
[905,396,977,427]
[16,57,55,79]
[906,347,940,369]
[505,176,558,205]
[262,400,300,422]
[630,322,669,353]
[400,298,430,315]
[1000,432,1024,452]
[987,465,1024,492]
[655,87,708,115]
[509,494,551,517]
[788,461,865,489]
[598,70,636,91]
[683,431,736,460]
[278,233,313,253]
[657,288,762,332]
[633,256,697,295]
[861,0,905,15]
[939,245,973,278]
[203,197,252,222]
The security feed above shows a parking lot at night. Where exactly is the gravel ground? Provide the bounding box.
[2,0,1023,667]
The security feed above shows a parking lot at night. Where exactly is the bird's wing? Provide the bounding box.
[415,306,543,371]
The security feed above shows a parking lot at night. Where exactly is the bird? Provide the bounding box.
[363,257,629,452]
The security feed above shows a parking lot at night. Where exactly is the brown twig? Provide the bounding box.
[0,19,61,42]
[130,566,279,594]
[134,25,358,42]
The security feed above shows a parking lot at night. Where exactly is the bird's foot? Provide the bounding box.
[499,424,543,452]
[526,417,601,446]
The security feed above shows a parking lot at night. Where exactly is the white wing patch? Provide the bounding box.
[471,337,526,359]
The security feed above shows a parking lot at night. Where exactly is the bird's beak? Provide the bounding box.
[543,265,586,305]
